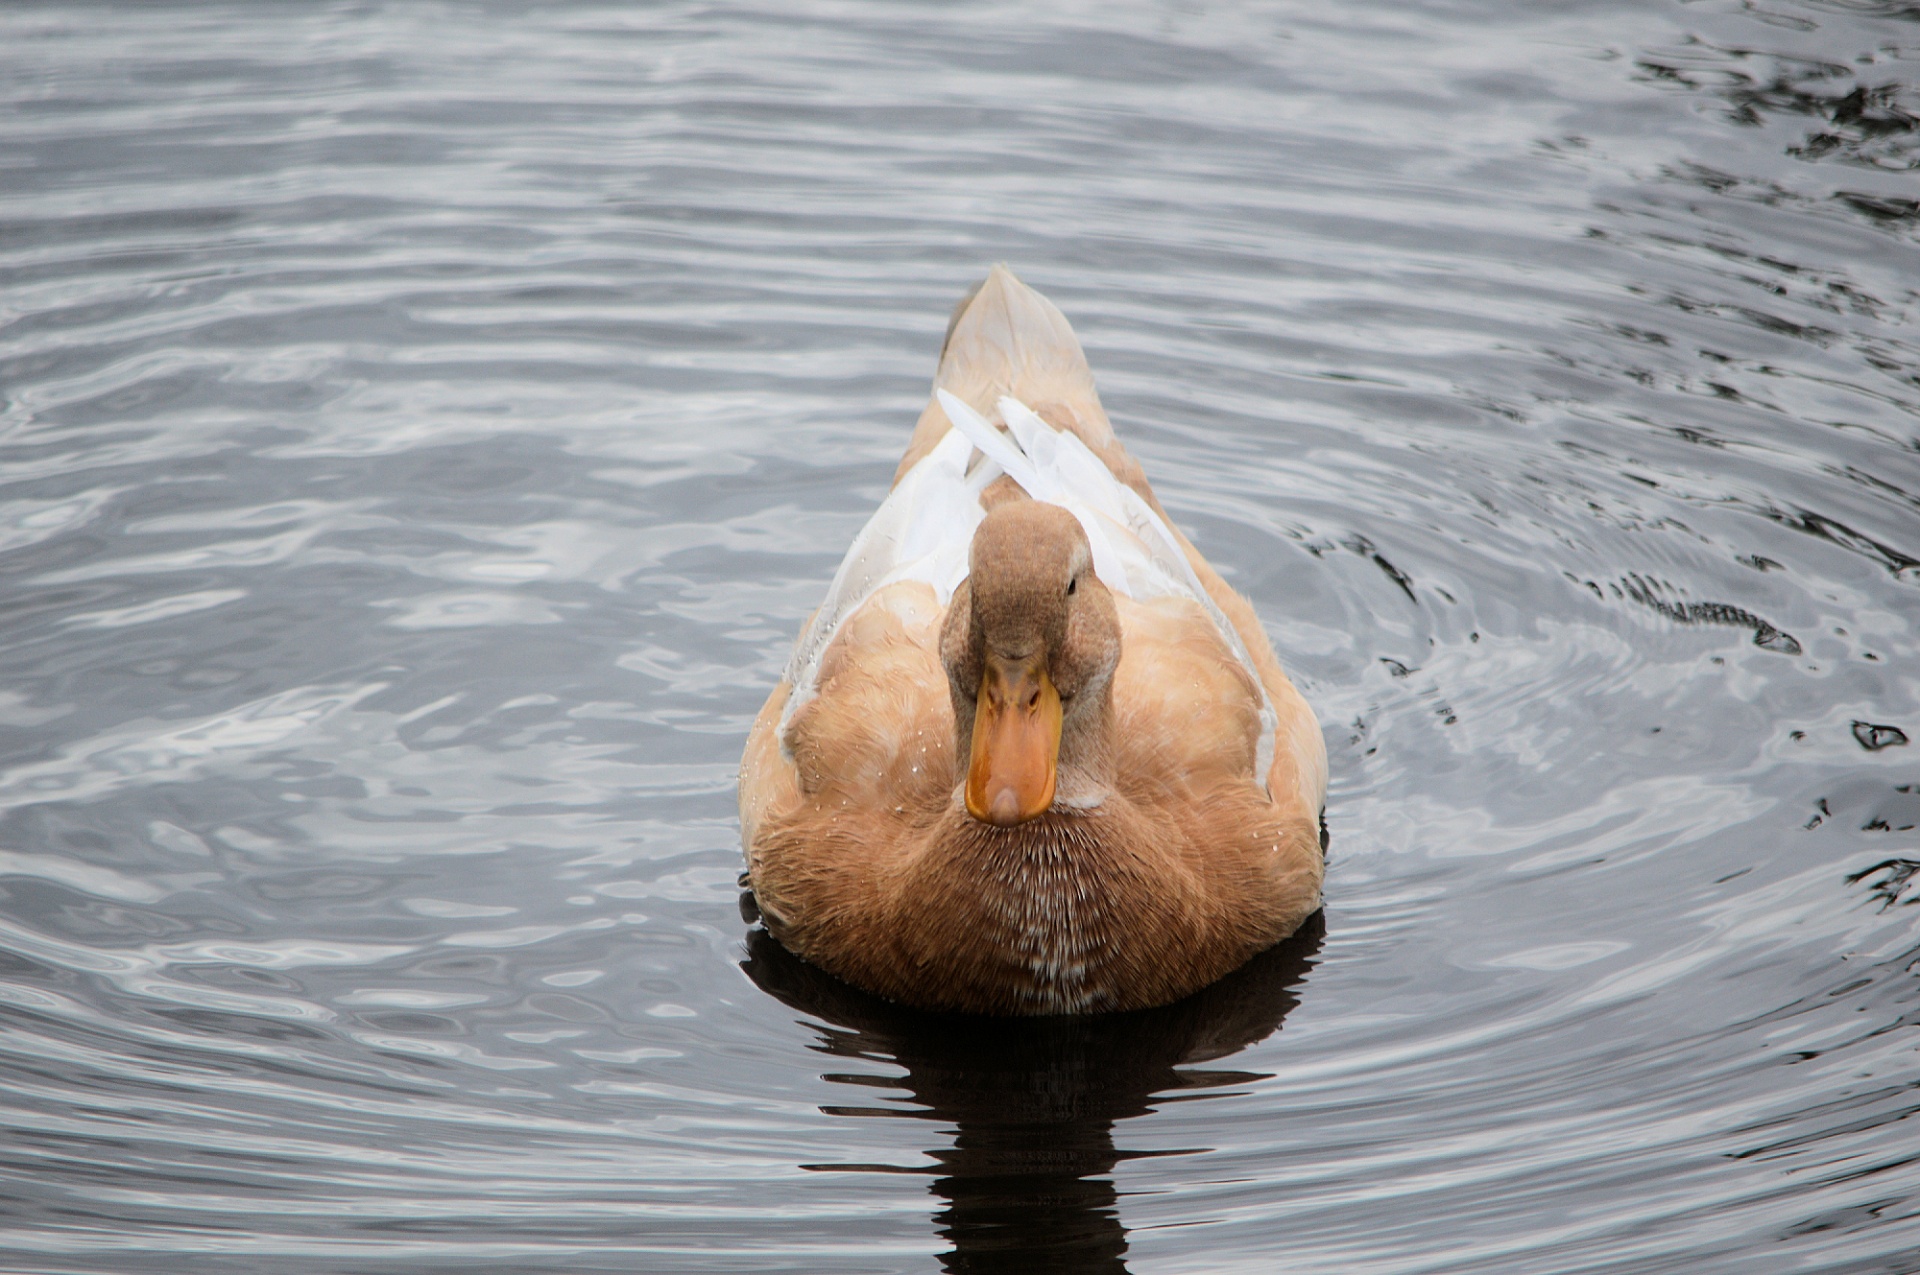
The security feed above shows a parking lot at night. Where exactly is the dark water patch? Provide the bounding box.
[1840,191,1920,223]
[1764,507,1920,580]
[1619,572,1804,653]
[1342,534,1417,604]
[1637,14,1920,172]
[1854,721,1912,751]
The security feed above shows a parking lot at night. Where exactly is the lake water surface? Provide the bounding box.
[2,2,1918,1271]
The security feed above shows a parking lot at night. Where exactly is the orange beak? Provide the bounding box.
[965,653,1063,826]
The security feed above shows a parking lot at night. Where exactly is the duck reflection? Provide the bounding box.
[742,911,1323,1274]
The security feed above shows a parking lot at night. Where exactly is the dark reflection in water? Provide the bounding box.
[744,916,1324,1274]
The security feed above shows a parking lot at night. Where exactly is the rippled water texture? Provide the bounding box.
[2,1,1918,1270]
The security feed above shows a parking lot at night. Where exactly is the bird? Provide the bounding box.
[739,265,1326,1015]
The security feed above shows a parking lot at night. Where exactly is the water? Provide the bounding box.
[1,1,1916,1270]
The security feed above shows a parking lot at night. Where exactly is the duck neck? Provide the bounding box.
[1052,687,1116,812]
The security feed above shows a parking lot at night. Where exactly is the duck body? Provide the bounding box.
[741,267,1327,1015]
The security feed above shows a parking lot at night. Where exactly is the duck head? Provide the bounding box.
[941,500,1121,826]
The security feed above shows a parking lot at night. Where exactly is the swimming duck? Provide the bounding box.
[740,266,1326,1015]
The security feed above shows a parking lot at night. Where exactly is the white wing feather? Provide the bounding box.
[936,390,1133,594]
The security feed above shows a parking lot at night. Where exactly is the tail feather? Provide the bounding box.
[894,266,1121,484]
[933,265,1109,439]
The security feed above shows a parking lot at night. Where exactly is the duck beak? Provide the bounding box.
[965,653,1062,826]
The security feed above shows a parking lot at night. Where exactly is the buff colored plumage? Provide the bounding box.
[739,266,1326,1015]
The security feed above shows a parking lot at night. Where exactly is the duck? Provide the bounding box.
[739,265,1327,1015]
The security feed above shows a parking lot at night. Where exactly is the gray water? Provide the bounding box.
[2,2,1918,1271]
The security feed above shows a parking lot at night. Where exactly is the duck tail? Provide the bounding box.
[932,265,1116,446]
[891,266,1134,489]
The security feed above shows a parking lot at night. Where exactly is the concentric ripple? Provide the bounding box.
[0,1,1916,1272]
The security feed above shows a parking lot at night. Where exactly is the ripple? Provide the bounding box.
[1,0,1918,1271]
